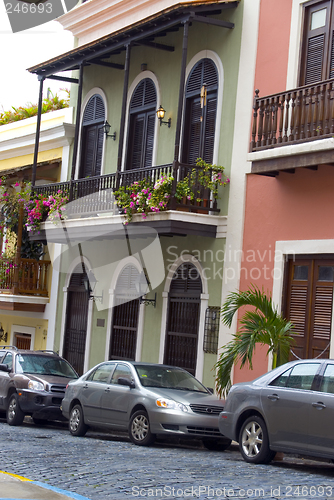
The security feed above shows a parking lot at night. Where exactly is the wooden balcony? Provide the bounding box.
[250,80,334,174]
[33,162,220,218]
[0,258,50,296]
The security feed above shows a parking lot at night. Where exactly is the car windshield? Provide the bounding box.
[135,365,208,393]
[15,354,77,378]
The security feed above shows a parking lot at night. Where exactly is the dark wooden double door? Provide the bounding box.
[284,257,334,359]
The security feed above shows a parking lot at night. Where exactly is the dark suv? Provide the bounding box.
[0,347,78,426]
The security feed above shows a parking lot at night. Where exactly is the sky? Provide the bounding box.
[0,1,74,111]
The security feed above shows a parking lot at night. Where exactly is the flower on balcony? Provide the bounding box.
[0,177,68,261]
[114,176,174,224]
[174,159,229,204]
[25,191,68,232]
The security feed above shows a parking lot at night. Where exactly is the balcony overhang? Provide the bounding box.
[30,211,227,243]
[0,294,49,312]
[248,137,334,176]
[28,1,238,79]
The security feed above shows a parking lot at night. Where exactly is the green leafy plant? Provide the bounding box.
[215,285,294,398]
[175,158,229,203]
[0,90,70,127]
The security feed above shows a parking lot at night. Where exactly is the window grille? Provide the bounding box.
[203,306,220,354]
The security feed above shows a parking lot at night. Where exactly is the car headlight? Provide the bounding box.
[156,398,188,412]
[28,380,45,391]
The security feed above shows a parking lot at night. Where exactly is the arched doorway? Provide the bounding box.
[79,94,105,178]
[164,263,202,374]
[182,58,218,165]
[109,264,140,360]
[126,78,157,170]
[63,265,89,375]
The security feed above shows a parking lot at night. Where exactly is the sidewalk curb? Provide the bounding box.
[0,471,91,500]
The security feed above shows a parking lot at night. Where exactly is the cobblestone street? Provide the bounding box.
[1,418,334,500]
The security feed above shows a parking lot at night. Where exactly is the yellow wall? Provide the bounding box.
[0,148,63,172]
[0,316,48,351]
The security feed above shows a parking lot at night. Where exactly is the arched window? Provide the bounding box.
[63,264,89,375]
[109,264,140,360]
[182,58,218,165]
[126,78,157,170]
[79,94,105,178]
[164,263,202,374]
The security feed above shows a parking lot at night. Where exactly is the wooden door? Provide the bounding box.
[284,257,334,359]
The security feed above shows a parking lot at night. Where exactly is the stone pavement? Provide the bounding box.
[2,419,334,500]
[0,471,91,500]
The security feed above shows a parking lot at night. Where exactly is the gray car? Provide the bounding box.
[0,347,78,425]
[219,358,334,464]
[61,360,231,449]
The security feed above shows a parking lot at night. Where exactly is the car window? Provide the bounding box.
[2,352,13,371]
[87,363,115,383]
[135,365,208,392]
[270,367,293,387]
[319,364,334,394]
[111,364,132,384]
[0,352,6,364]
[15,354,77,378]
[286,363,320,390]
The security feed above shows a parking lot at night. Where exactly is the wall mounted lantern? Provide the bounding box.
[83,271,103,302]
[104,121,116,140]
[136,271,156,307]
[156,106,171,128]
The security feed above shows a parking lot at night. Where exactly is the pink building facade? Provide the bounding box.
[220,0,334,383]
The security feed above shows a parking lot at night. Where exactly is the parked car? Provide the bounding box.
[0,346,78,426]
[62,360,231,449]
[219,358,334,464]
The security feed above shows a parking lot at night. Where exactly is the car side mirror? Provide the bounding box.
[207,387,214,394]
[0,363,10,373]
[118,377,135,388]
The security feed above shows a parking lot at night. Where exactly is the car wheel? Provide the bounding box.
[129,410,155,446]
[203,438,232,451]
[239,415,275,464]
[32,418,48,426]
[69,404,88,437]
[7,394,25,426]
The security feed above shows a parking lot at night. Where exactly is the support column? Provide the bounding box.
[173,20,189,162]
[31,76,44,187]
[170,20,189,208]
[117,44,131,179]
[70,63,84,200]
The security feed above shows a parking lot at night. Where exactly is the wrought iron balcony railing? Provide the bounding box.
[250,79,334,152]
[0,258,51,296]
[32,162,220,218]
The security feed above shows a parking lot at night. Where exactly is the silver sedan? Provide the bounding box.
[219,359,334,464]
[62,360,231,450]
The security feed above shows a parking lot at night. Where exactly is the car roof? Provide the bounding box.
[0,348,60,357]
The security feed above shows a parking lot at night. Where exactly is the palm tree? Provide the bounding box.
[215,285,294,397]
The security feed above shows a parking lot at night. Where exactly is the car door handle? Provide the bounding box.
[83,384,88,389]
[312,401,326,410]
[267,394,279,401]
[104,387,111,392]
